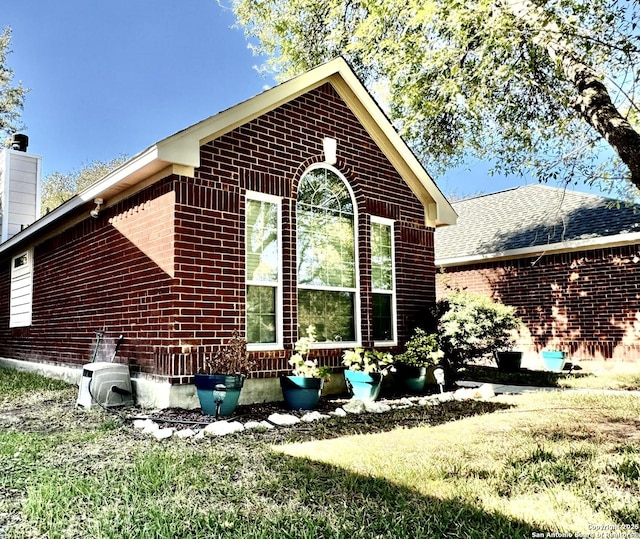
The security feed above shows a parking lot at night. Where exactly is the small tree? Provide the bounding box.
[40,156,128,214]
[0,27,28,143]
[438,291,522,366]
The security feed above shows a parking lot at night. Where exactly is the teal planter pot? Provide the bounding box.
[344,370,383,401]
[280,376,324,410]
[541,351,567,371]
[194,374,244,416]
[395,365,427,393]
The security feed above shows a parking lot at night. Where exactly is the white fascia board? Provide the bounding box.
[436,231,640,267]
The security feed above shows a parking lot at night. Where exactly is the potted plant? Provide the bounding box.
[541,349,567,371]
[280,325,331,410]
[194,331,254,417]
[394,328,444,392]
[342,348,394,401]
[438,291,522,376]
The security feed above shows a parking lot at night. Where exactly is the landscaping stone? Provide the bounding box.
[343,399,367,414]
[141,421,160,434]
[175,428,197,439]
[476,383,496,399]
[245,420,275,430]
[437,392,456,402]
[138,385,502,441]
[364,401,391,414]
[153,427,174,440]
[267,413,301,426]
[203,421,245,436]
[133,419,155,430]
[300,411,330,422]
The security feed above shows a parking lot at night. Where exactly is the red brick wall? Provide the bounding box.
[437,244,640,361]
[0,178,177,374]
[165,83,434,380]
[0,83,436,382]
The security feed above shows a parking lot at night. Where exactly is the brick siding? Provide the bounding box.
[0,83,435,382]
[437,244,640,361]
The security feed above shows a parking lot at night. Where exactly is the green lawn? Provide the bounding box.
[1,365,639,538]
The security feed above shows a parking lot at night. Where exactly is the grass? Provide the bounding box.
[1,365,640,538]
[458,361,640,391]
[0,366,70,401]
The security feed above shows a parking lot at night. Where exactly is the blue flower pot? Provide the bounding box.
[541,351,567,371]
[344,370,383,401]
[194,374,244,416]
[280,376,324,410]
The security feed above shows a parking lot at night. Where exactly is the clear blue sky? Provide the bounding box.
[4,1,604,198]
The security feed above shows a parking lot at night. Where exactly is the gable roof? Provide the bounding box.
[435,184,640,266]
[0,57,455,256]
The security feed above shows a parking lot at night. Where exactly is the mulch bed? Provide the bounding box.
[132,391,511,444]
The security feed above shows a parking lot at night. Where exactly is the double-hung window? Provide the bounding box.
[297,165,359,344]
[245,192,282,348]
[10,249,34,328]
[371,217,396,344]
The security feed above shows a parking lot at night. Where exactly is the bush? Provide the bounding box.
[438,291,522,366]
[395,328,443,368]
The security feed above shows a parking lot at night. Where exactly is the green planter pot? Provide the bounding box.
[194,374,244,416]
[395,365,428,393]
[494,351,522,373]
[280,376,324,410]
[344,370,383,401]
[541,351,567,371]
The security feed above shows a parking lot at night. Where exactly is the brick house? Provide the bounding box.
[435,185,640,366]
[0,58,456,407]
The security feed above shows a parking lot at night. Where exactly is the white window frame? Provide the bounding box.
[371,216,397,347]
[245,191,283,351]
[10,248,34,328]
[296,163,361,349]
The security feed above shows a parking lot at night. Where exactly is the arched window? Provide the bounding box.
[297,165,358,343]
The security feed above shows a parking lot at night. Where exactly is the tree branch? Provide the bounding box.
[501,0,640,187]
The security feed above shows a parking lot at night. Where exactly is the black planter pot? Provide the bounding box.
[395,364,428,393]
[494,351,522,373]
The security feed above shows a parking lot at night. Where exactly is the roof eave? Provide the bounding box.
[435,231,640,267]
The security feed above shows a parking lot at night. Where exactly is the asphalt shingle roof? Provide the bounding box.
[434,185,640,261]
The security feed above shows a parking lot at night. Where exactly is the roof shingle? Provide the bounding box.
[434,185,640,260]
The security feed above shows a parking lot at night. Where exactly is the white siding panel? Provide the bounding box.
[9,249,33,328]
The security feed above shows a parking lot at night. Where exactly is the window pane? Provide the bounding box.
[371,222,392,290]
[247,285,276,344]
[372,293,393,341]
[297,212,354,287]
[297,168,355,288]
[298,289,355,342]
[297,168,353,213]
[246,199,278,282]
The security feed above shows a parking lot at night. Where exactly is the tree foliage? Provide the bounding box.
[233,0,640,193]
[40,156,128,215]
[0,27,28,144]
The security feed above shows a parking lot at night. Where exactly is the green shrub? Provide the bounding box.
[395,328,443,367]
[438,291,522,365]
